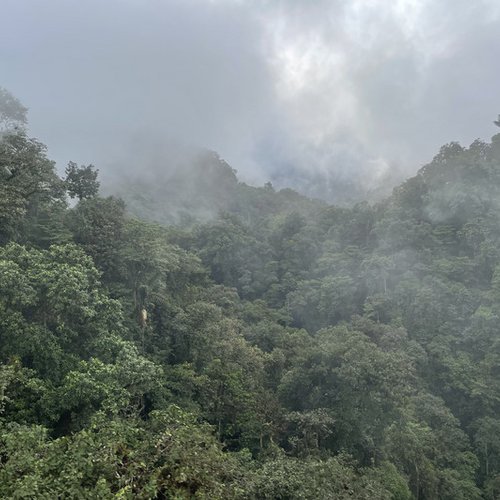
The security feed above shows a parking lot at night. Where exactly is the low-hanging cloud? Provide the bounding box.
[2,0,500,200]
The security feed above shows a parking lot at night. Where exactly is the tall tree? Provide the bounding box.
[64,161,100,200]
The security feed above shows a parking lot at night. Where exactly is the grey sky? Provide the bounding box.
[2,0,500,197]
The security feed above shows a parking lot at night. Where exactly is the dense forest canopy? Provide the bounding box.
[2,87,500,499]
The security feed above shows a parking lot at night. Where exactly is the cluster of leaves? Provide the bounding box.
[1,87,500,498]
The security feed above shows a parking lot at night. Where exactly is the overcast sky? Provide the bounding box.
[2,0,500,195]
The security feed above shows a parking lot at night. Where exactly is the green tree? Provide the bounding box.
[64,161,100,200]
[0,133,64,243]
[0,86,27,134]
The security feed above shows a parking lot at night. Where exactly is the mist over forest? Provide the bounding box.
[2,1,500,499]
[3,0,500,201]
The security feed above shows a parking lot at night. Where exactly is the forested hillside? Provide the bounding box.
[2,90,500,499]
[105,148,325,226]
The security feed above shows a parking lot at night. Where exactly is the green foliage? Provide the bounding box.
[247,451,393,499]
[67,196,126,282]
[0,408,248,499]
[2,92,500,497]
[0,132,64,243]
[65,161,100,200]
[0,243,123,382]
[0,86,27,133]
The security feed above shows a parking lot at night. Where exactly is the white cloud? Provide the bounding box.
[2,0,500,200]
